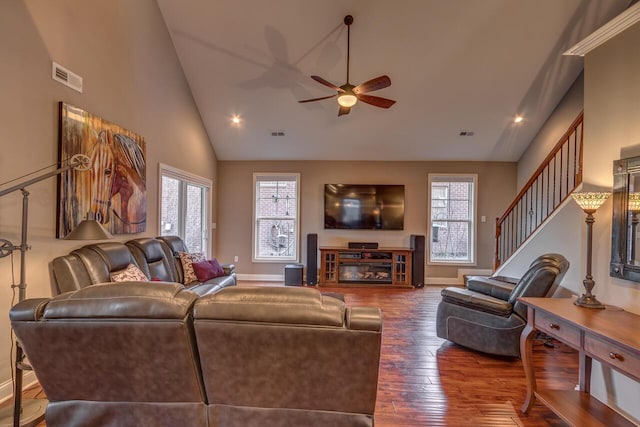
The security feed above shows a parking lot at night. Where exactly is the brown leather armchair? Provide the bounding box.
[436,253,569,357]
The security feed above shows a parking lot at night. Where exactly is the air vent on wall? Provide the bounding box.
[459,131,475,136]
[270,130,285,137]
[52,62,83,93]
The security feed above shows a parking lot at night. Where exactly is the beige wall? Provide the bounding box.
[217,161,516,280]
[0,0,217,393]
[582,21,640,422]
[517,73,584,190]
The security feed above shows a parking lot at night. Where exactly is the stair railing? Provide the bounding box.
[494,111,583,269]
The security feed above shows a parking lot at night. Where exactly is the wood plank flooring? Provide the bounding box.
[327,285,573,426]
[5,283,575,426]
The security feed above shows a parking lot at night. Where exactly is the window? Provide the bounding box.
[428,174,477,264]
[159,164,212,255]
[253,173,300,262]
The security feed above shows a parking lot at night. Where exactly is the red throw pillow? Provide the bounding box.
[192,258,225,282]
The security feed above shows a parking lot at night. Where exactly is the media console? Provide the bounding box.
[319,246,413,288]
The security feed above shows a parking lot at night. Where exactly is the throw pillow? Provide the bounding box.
[110,263,148,282]
[192,258,225,282]
[178,251,206,285]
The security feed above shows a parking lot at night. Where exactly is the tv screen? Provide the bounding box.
[324,184,405,230]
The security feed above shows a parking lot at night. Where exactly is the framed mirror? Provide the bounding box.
[611,155,640,282]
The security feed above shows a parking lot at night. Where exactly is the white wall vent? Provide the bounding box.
[270,130,285,137]
[52,62,83,93]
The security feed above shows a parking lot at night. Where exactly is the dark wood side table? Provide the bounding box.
[519,297,640,427]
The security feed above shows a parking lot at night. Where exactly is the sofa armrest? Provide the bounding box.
[441,287,513,317]
[347,307,382,332]
[466,276,515,301]
[9,298,51,322]
[221,263,235,275]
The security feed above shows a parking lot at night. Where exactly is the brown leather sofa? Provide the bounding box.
[51,236,236,295]
[11,282,382,426]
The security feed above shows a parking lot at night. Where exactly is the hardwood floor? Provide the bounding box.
[5,283,574,426]
[327,285,573,426]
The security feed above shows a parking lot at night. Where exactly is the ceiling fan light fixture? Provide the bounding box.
[337,92,358,108]
[298,15,395,116]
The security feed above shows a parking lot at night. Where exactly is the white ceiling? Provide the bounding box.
[157,0,629,162]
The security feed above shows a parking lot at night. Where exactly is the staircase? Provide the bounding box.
[494,112,584,269]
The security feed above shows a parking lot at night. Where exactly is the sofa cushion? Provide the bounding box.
[111,263,149,282]
[186,275,236,296]
[192,258,225,282]
[178,252,206,285]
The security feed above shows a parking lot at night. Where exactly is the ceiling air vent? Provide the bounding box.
[459,131,475,136]
[270,130,285,137]
[52,62,83,93]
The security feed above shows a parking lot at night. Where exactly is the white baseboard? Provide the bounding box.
[0,372,38,404]
[425,268,493,286]
[236,274,283,282]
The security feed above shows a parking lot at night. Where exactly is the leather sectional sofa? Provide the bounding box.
[50,235,236,296]
[12,236,383,426]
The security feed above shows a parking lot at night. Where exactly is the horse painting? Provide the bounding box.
[108,133,146,233]
[88,129,115,225]
[88,130,146,234]
[57,102,146,237]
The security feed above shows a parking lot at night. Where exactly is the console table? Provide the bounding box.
[519,297,640,426]
[319,247,412,288]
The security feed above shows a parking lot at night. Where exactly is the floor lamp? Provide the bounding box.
[570,191,610,309]
[0,154,113,427]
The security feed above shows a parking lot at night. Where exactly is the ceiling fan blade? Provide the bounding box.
[354,75,391,94]
[357,94,396,109]
[338,106,351,116]
[298,94,337,103]
[311,75,344,92]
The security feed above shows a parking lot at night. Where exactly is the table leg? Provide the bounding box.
[578,351,592,393]
[520,307,537,414]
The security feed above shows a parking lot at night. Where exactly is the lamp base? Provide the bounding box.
[574,294,606,309]
[0,398,47,427]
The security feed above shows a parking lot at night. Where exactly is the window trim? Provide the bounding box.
[252,172,300,263]
[158,163,212,257]
[427,173,477,266]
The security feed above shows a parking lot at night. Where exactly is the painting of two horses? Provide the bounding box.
[57,102,146,237]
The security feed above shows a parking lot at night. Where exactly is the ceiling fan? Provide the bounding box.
[299,15,396,116]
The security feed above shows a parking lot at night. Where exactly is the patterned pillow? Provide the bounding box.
[178,251,206,285]
[110,263,148,282]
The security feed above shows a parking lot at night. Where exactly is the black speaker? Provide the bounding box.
[410,234,425,288]
[306,233,318,285]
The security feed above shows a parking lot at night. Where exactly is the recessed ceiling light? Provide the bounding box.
[514,115,523,124]
[231,115,241,125]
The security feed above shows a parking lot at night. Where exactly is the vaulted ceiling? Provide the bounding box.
[157,0,629,161]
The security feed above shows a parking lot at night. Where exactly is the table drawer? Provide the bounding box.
[534,311,580,348]
[585,335,640,379]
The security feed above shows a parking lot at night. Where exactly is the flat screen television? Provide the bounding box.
[324,184,405,230]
